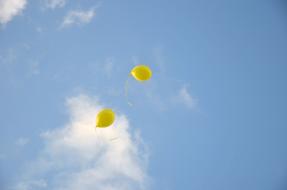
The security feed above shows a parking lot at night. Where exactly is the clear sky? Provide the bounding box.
[1,0,287,190]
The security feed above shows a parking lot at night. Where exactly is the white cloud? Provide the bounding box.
[61,8,96,28]
[0,0,27,25]
[176,85,196,109]
[13,95,149,190]
[44,0,66,9]
[15,137,30,146]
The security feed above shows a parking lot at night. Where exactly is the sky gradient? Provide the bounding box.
[1,0,287,190]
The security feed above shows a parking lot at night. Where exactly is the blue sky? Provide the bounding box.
[1,0,287,189]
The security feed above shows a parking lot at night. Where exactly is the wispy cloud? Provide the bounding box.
[61,8,96,28]
[152,46,165,76]
[13,95,149,190]
[103,57,114,78]
[14,179,47,190]
[36,26,44,33]
[0,0,27,25]
[28,60,40,75]
[44,0,66,9]
[176,85,196,109]
[0,49,17,65]
[15,137,30,146]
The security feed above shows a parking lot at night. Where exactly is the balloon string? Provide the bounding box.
[95,127,103,138]
[95,126,120,142]
[110,137,119,141]
[94,126,99,137]
[125,75,133,106]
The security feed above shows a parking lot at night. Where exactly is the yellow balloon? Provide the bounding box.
[96,108,115,128]
[130,65,152,81]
